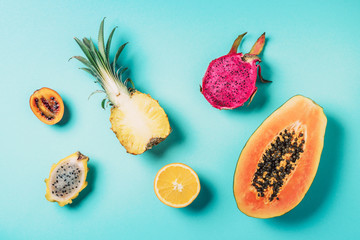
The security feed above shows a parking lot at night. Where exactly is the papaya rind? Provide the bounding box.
[233,95,327,218]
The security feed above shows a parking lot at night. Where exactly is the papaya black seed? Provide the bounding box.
[251,128,305,201]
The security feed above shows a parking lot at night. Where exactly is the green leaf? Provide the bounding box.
[112,42,128,75]
[89,38,107,70]
[88,90,105,100]
[116,67,128,80]
[83,37,104,70]
[73,19,131,101]
[79,68,105,88]
[74,37,98,70]
[106,99,111,108]
[124,78,135,90]
[101,98,107,109]
[98,18,107,64]
[82,37,92,49]
[82,38,99,66]
[79,67,99,79]
[71,56,99,74]
[106,27,117,61]
[86,38,98,57]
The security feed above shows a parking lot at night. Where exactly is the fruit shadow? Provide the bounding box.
[265,114,343,224]
[67,162,97,208]
[56,99,71,126]
[146,109,185,158]
[184,174,214,212]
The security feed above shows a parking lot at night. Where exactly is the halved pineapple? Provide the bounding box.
[72,19,171,155]
[110,91,170,154]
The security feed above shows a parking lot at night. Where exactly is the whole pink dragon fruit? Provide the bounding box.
[201,32,271,110]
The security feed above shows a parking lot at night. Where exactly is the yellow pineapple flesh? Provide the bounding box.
[73,19,171,155]
[110,91,171,155]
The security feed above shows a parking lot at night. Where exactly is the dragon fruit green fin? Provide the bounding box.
[249,32,265,55]
[229,32,247,54]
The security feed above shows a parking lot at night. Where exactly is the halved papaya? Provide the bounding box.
[29,87,64,125]
[233,95,327,218]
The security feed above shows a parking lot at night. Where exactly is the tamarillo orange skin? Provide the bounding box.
[29,87,64,125]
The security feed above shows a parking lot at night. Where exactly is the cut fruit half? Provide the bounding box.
[45,152,89,206]
[154,163,200,208]
[72,19,171,155]
[233,95,327,218]
[110,91,170,154]
[30,87,64,125]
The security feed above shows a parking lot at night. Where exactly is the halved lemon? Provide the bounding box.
[154,163,201,208]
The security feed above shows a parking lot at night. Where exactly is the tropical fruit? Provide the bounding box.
[45,152,89,206]
[201,33,271,110]
[233,95,327,218]
[30,87,64,125]
[154,163,201,208]
[72,19,171,155]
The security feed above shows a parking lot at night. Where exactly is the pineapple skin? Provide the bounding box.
[109,91,171,155]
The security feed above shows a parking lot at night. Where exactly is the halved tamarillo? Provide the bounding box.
[29,87,64,125]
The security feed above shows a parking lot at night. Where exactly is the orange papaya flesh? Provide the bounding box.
[233,95,327,218]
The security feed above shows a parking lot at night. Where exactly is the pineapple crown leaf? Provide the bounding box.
[101,98,113,110]
[88,90,106,100]
[72,18,133,108]
[124,78,135,91]
[88,37,108,71]
[73,37,99,72]
[112,42,128,75]
[98,18,107,64]
[79,68,104,87]
[101,98,107,109]
[72,19,129,82]
[106,26,117,62]
[116,67,128,81]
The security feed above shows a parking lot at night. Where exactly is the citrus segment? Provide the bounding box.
[154,163,200,208]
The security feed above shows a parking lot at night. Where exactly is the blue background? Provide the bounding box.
[1,0,359,239]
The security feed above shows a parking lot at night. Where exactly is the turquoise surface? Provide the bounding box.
[1,0,359,239]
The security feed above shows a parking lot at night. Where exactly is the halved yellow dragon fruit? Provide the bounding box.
[45,152,89,206]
